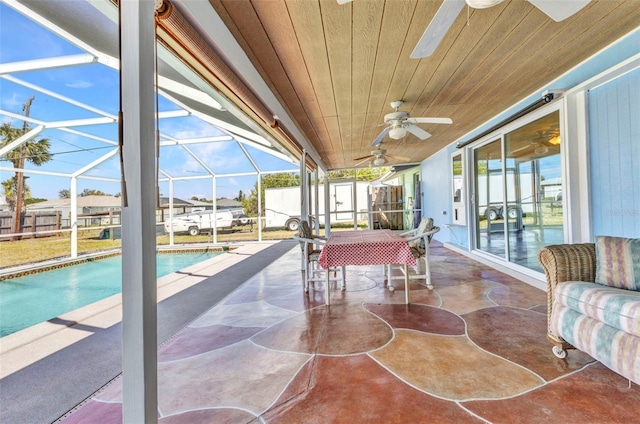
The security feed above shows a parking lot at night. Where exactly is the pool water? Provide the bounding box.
[0,252,222,337]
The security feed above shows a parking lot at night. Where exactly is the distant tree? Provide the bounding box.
[1,177,31,210]
[190,196,199,201]
[235,190,246,202]
[80,189,108,197]
[328,168,390,181]
[59,189,71,199]
[1,121,51,213]
[25,197,46,205]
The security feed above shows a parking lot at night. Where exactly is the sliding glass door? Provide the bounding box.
[473,111,563,272]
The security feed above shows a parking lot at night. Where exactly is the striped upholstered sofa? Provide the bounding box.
[538,237,639,386]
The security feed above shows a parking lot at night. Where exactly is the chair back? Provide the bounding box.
[409,217,436,253]
[296,220,313,256]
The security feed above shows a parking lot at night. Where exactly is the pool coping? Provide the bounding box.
[0,244,234,281]
[0,242,277,379]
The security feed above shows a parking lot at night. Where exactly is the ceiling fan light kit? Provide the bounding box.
[373,157,386,166]
[389,126,407,140]
[369,100,452,147]
[466,0,504,9]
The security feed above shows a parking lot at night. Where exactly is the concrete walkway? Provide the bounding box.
[0,240,296,424]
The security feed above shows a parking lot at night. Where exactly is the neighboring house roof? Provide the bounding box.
[374,165,420,184]
[541,177,562,186]
[158,197,193,208]
[27,195,122,210]
[216,198,242,208]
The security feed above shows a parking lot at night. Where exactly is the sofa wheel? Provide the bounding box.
[552,346,567,359]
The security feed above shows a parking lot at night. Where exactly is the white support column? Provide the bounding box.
[300,151,308,223]
[120,1,158,423]
[352,173,358,230]
[212,177,217,244]
[257,173,263,242]
[314,169,320,236]
[169,179,174,246]
[70,177,78,258]
[324,174,331,237]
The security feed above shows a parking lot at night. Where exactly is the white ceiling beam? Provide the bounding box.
[158,135,233,146]
[1,75,117,119]
[0,165,71,178]
[158,90,270,146]
[236,140,260,173]
[167,175,212,182]
[158,77,222,111]
[180,144,215,175]
[72,148,119,177]
[157,110,190,119]
[0,125,45,157]
[217,171,258,178]
[47,117,116,128]
[59,128,118,146]
[0,110,115,129]
[0,54,97,75]
[76,175,121,182]
[3,0,111,60]
[235,135,298,165]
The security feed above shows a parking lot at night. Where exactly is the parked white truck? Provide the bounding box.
[164,210,234,236]
[264,181,370,230]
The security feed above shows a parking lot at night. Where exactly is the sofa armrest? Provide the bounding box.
[538,243,596,347]
[538,243,596,288]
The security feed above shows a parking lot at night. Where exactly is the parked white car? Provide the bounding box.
[164,210,234,236]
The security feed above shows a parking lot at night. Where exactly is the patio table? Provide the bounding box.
[317,229,416,306]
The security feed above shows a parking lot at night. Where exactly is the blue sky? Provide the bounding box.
[0,2,298,203]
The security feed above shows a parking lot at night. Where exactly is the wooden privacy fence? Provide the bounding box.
[370,185,404,230]
[0,211,62,240]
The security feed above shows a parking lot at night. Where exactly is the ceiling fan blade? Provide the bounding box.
[410,0,466,59]
[371,127,391,146]
[353,154,373,162]
[354,156,373,166]
[406,124,431,140]
[386,154,411,162]
[406,117,453,125]
[528,0,591,22]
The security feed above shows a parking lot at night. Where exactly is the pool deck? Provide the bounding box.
[2,239,639,423]
[0,241,294,424]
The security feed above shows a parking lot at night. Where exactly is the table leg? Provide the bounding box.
[404,264,410,304]
[325,266,330,306]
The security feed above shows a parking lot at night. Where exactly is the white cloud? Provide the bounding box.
[1,91,20,110]
[66,80,93,89]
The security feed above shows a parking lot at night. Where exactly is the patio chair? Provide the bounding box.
[387,217,440,290]
[293,221,345,292]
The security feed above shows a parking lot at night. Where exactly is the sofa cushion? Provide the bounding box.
[550,304,640,386]
[554,281,640,337]
[595,236,640,291]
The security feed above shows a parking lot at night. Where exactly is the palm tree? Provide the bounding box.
[0,121,51,238]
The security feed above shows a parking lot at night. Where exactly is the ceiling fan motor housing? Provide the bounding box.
[384,111,410,126]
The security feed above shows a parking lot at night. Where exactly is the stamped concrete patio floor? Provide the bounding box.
[60,242,640,423]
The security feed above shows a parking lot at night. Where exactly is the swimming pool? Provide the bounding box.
[0,251,222,337]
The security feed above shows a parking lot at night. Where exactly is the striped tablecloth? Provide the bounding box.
[318,229,416,268]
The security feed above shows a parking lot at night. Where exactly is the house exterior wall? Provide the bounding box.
[420,29,640,250]
[589,67,640,238]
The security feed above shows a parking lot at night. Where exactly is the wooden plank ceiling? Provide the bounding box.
[209,0,640,170]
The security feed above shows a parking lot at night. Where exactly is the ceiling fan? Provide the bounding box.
[411,0,591,58]
[353,145,410,167]
[370,100,452,147]
[338,0,591,59]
